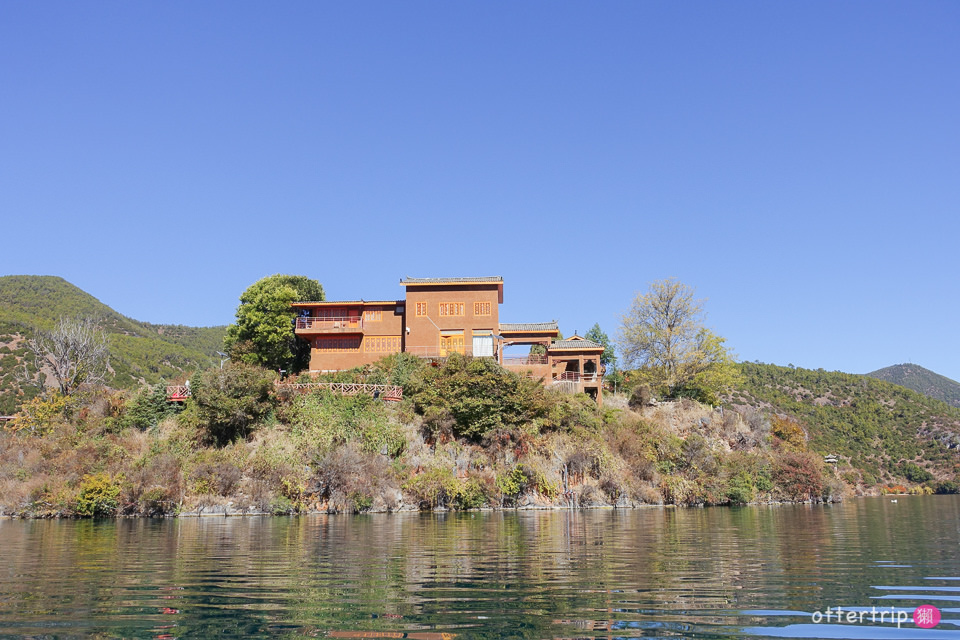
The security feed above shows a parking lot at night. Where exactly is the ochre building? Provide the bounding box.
[292,276,605,404]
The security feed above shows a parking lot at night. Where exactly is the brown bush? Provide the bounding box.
[122,453,183,515]
[314,444,397,512]
[772,451,824,502]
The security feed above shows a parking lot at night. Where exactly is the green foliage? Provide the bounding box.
[733,362,960,483]
[407,354,554,441]
[403,467,459,509]
[224,274,324,373]
[0,276,225,413]
[364,352,427,387]
[280,390,406,456]
[496,465,526,499]
[899,461,934,484]
[770,415,806,450]
[726,471,756,505]
[6,392,80,435]
[934,480,959,494]
[618,278,739,402]
[179,364,276,446]
[403,469,492,510]
[585,323,616,368]
[867,363,960,409]
[121,384,180,431]
[74,472,122,517]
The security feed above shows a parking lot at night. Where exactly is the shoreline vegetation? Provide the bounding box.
[3,275,958,519]
[4,352,954,520]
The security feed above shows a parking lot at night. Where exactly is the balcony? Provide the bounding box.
[552,371,601,384]
[295,316,364,334]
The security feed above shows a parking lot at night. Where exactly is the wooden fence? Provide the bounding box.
[274,382,403,401]
[167,382,403,402]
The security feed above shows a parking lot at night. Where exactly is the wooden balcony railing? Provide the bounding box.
[552,372,600,383]
[167,385,191,401]
[502,355,548,366]
[404,345,472,358]
[295,317,364,333]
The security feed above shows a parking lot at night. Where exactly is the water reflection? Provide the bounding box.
[0,496,957,638]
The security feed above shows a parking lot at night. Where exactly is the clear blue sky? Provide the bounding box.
[2,3,959,380]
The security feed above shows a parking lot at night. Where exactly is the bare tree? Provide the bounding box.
[20,316,109,395]
[618,279,739,401]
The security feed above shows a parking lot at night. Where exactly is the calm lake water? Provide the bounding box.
[1,496,958,639]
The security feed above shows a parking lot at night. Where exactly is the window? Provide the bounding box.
[364,309,382,322]
[365,336,401,354]
[415,302,428,317]
[438,302,464,316]
[440,331,465,356]
[314,337,361,352]
[472,330,494,357]
[474,301,491,316]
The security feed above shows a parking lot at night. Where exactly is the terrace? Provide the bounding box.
[294,316,364,334]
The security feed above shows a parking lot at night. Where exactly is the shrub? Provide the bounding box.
[899,461,934,484]
[659,475,701,505]
[123,453,182,515]
[772,452,824,502]
[454,476,490,510]
[403,467,460,509]
[74,472,122,517]
[282,391,406,457]
[770,415,806,450]
[179,364,276,446]
[495,465,526,504]
[628,384,652,409]
[407,354,550,441]
[6,393,79,436]
[682,434,718,475]
[313,445,397,512]
[122,384,179,431]
[726,471,756,505]
[934,479,959,494]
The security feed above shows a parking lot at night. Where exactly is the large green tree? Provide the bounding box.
[617,278,739,403]
[224,274,324,372]
[584,323,616,368]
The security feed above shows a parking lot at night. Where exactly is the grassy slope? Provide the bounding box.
[727,362,960,484]
[867,363,960,409]
[0,275,227,413]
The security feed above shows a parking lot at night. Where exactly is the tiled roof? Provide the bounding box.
[549,338,604,351]
[499,322,559,332]
[400,276,503,285]
[291,300,400,306]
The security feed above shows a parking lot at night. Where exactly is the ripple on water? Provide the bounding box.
[0,497,958,638]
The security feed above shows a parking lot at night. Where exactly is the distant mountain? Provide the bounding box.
[0,275,227,414]
[867,364,960,409]
[727,363,960,486]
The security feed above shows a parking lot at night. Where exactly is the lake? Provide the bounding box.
[1,496,958,639]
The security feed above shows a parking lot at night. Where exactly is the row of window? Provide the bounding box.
[365,336,401,353]
[415,301,492,317]
[310,302,492,322]
[313,336,400,353]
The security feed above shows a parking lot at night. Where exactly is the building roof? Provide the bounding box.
[400,276,503,286]
[291,300,401,307]
[548,336,604,351]
[499,322,559,333]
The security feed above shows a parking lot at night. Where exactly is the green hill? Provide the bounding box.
[726,363,960,487]
[867,363,960,409]
[0,275,227,414]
